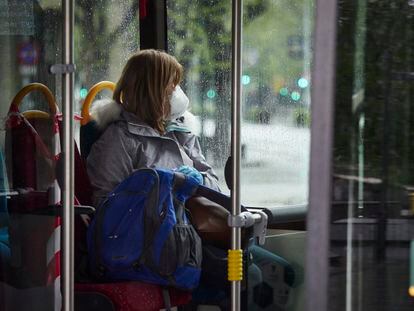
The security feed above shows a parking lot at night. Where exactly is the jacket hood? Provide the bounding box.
[89,98,198,134]
[89,98,122,130]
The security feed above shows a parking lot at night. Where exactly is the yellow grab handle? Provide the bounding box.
[22,110,51,120]
[10,83,57,116]
[228,249,243,281]
[81,81,116,125]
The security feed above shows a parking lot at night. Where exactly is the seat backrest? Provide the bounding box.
[6,102,58,192]
[5,83,61,289]
[80,81,116,162]
[80,121,103,162]
[73,82,116,278]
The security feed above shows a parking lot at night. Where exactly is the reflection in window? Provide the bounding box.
[0,1,63,309]
[330,1,414,310]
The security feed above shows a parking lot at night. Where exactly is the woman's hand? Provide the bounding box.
[176,165,203,185]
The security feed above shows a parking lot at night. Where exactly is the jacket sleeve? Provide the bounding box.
[181,135,221,191]
[87,124,135,207]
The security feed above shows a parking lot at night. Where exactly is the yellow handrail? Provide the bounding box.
[22,110,51,119]
[81,81,116,125]
[10,83,58,116]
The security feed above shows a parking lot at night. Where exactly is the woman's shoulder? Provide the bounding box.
[102,119,129,136]
[91,122,130,152]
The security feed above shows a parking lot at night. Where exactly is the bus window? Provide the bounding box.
[0,1,63,309]
[167,0,233,192]
[240,0,313,208]
[168,1,312,310]
[74,0,140,142]
[167,0,312,206]
[329,1,414,310]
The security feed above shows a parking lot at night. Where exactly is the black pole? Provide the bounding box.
[139,0,167,50]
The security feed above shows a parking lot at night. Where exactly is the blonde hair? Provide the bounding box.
[113,49,183,133]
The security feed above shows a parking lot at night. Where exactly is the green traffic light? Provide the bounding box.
[298,78,309,88]
[279,87,289,96]
[80,88,88,99]
[207,89,216,99]
[241,75,251,85]
[291,91,301,101]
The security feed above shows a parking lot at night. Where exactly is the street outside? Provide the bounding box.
[210,120,311,207]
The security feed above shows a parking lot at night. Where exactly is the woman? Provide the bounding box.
[87,49,220,207]
[86,50,293,308]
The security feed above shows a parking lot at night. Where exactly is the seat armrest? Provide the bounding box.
[8,191,95,216]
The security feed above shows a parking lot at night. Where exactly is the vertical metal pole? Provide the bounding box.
[377,48,392,261]
[62,0,75,310]
[306,0,337,310]
[231,0,242,310]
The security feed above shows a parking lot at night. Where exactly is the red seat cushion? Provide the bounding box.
[75,282,191,311]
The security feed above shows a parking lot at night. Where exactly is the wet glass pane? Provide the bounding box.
[0,0,63,309]
[167,0,232,192]
[241,0,313,208]
[330,0,414,310]
[74,0,139,141]
[168,0,312,205]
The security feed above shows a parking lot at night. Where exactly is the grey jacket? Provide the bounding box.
[87,101,220,207]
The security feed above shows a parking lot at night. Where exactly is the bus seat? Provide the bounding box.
[80,81,115,161]
[4,83,61,288]
[75,282,191,311]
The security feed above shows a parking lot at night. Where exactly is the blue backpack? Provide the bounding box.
[87,168,202,290]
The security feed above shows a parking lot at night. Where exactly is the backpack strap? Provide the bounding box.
[136,169,161,269]
[172,172,186,192]
[172,172,199,203]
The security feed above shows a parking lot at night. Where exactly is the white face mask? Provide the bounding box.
[167,85,189,120]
